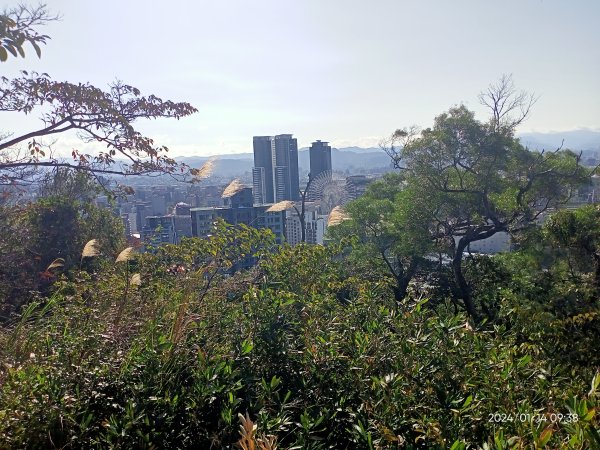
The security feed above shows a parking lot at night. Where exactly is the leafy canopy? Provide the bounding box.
[0,4,199,187]
[381,78,588,320]
[328,173,433,302]
[0,4,55,61]
[1,73,198,185]
[392,105,587,241]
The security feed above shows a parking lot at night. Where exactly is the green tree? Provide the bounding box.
[541,204,600,291]
[384,78,588,320]
[0,5,198,188]
[329,173,432,304]
[37,167,104,201]
[0,194,125,314]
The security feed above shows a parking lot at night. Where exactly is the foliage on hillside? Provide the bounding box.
[0,186,125,318]
[0,220,598,449]
[2,6,596,447]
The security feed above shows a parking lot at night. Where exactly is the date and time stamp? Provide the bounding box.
[488,412,579,424]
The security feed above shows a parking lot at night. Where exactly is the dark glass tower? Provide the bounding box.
[309,140,332,180]
[252,134,299,203]
[272,134,299,202]
[252,136,274,204]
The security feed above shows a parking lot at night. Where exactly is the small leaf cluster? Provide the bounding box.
[0,4,53,62]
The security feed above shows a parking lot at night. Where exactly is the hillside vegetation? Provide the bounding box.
[1,7,598,446]
[0,215,599,448]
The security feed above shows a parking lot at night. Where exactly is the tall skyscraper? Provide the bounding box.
[252,136,274,204]
[272,134,300,202]
[252,134,300,204]
[309,140,332,180]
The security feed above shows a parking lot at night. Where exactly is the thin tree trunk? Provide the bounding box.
[300,210,306,243]
[298,174,313,243]
[593,253,600,294]
[393,274,411,304]
[453,238,479,321]
[391,258,418,305]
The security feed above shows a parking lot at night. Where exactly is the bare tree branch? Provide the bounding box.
[478,74,538,133]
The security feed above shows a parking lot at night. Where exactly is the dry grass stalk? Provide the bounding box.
[222,178,246,198]
[81,239,100,258]
[256,435,277,450]
[266,200,296,212]
[129,273,141,286]
[46,258,65,271]
[115,247,135,263]
[192,157,216,180]
[327,206,350,226]
[236,413,278,450]
[171,296,190,346]
[236,412,256,450]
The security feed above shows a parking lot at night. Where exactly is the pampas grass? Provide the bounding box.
[114,248,137,325]
[81,239,100,259]
[222,179,246,198]
[327,206,350,226]
[116,247,135,263]
[192,157,216,181]
[46,258,65,271]
[265,201,296,213]
[80,239,100,268]
[129,273,141,286]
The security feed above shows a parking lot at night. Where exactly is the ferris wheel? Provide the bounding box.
[306,170,355,214]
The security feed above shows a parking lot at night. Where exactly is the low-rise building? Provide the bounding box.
[191,188,286,244]
[285,203,327,245]
[142,215,178,246]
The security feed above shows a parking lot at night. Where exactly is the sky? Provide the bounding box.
[3,0,600,157]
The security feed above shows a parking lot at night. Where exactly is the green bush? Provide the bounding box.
[0,223,598,449]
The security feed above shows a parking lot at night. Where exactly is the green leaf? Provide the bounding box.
[517,354,531,369]
[240,339,253,355]
[590,372,600,396]
[31,40,42,58]
[269,375,281,389]
[0,47,7,62]
[450,440,466,450]
[582,409,595,422]
[462,394,473,409]
[536,426,553,447]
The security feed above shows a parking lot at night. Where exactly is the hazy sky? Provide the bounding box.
[3,0,600,156]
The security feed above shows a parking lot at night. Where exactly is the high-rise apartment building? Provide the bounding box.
[309,140,332,180]
[252,134,300,204]
[252,136,274,205]
[272,134,300,202]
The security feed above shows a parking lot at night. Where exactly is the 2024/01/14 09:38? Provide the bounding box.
[488,412,579,423]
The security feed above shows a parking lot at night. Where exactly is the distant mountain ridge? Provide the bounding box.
[173,130,600,179]
[518,129,600,153]
[175,146,390,178]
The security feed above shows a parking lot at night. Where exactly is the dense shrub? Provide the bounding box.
[0,196,124,317]
[0,224,598,449]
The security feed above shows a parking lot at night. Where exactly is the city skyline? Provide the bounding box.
[2,0,599,157]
